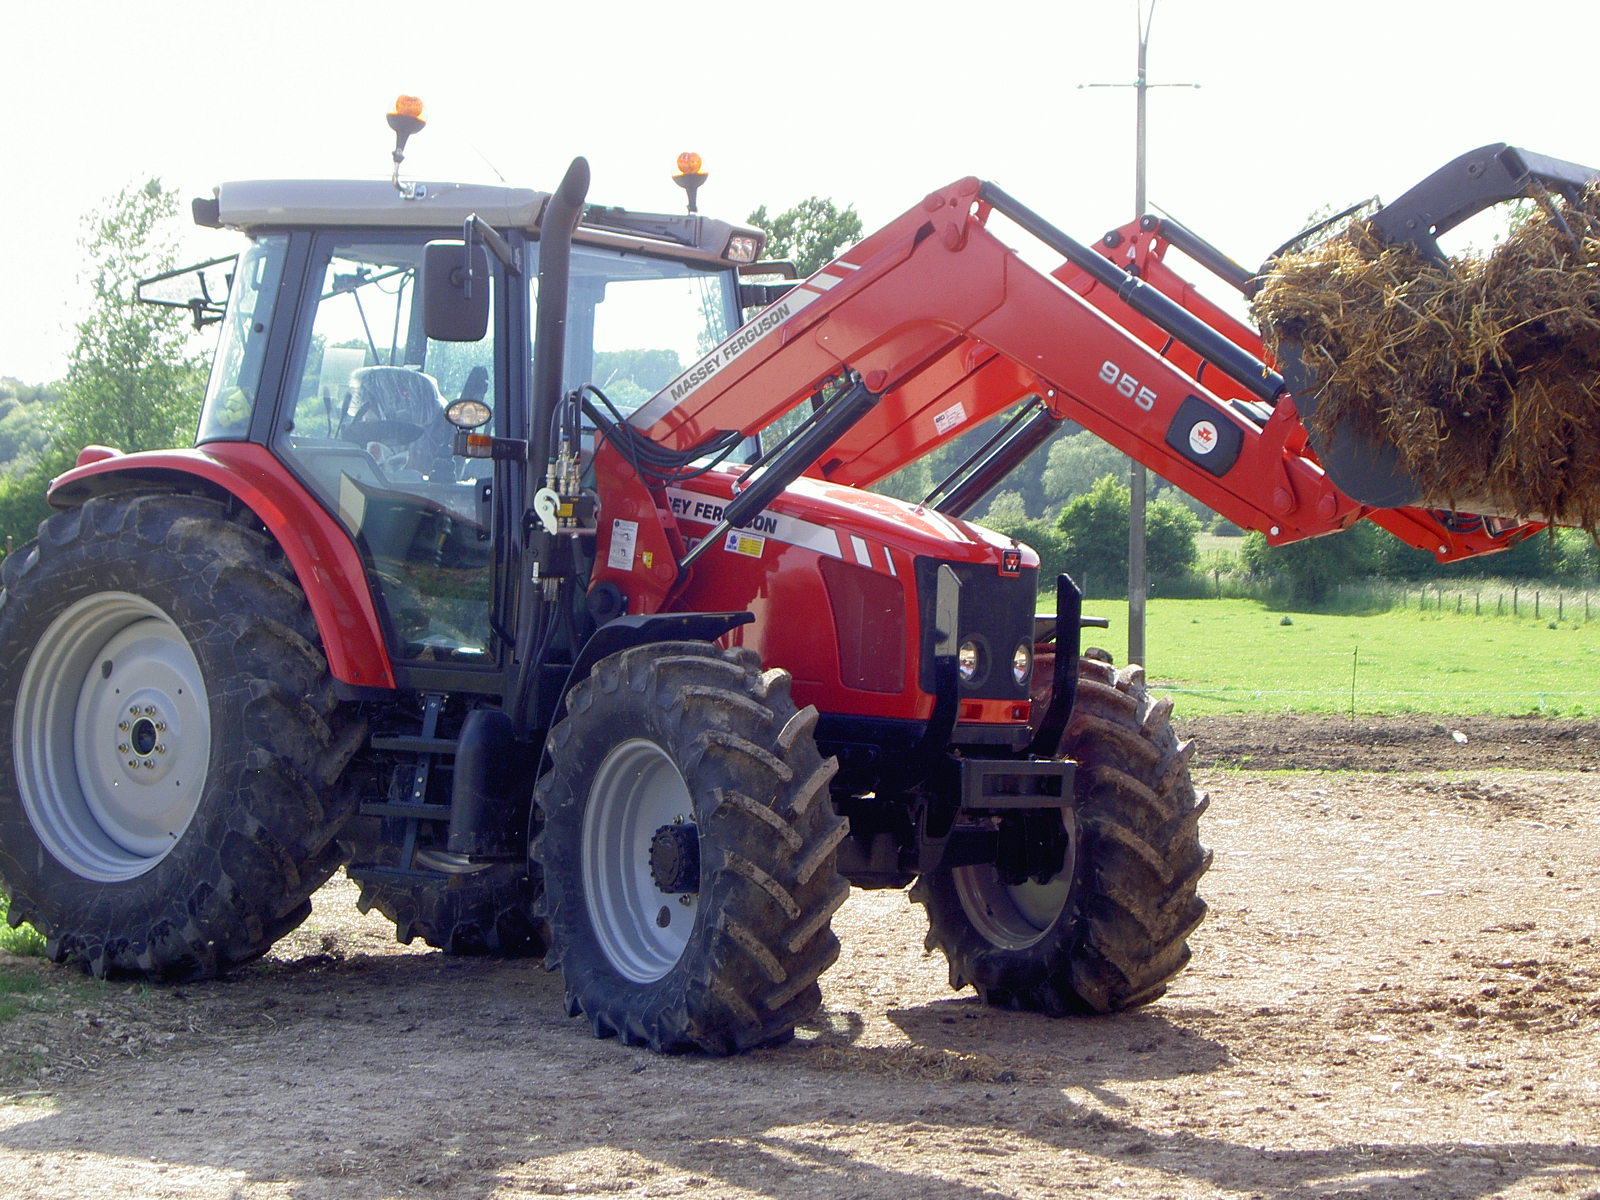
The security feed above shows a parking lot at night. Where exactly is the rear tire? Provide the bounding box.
[535,642,848,1055]
[344,779,545,957]
[0,491,363,979]
[913,656,1209,1013]
[361,862,543,956]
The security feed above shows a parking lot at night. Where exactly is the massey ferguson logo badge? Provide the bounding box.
[1188,420,1219,455]
[1000,548,1023,577]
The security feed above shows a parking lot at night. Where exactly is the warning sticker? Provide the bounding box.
[933,402,967,436]
[724,531,766,558]
[607,519,638,571]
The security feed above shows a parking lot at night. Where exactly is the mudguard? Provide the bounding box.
[46,443,396,691]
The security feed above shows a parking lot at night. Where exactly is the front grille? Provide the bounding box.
[914,557,1037,701]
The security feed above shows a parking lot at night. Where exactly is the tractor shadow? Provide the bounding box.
[0,950,1594,1200]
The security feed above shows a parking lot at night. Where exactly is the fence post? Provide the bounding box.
[1514,586,1519,616]
[1536,591,1541,619]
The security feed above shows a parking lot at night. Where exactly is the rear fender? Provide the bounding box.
[47,444,396,691]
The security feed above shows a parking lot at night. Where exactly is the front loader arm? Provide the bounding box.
[612,174,1540,580]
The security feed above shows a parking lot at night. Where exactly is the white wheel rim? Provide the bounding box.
[581,738,698,984]
[14,592,211,882]
[952,813,1073,951]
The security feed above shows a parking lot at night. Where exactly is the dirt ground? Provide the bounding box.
[1,714,1597,1200]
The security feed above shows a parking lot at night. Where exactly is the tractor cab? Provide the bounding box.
[188,172,762,684]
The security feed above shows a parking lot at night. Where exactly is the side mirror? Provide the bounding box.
[423,240,491,342]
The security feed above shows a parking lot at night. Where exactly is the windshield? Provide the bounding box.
[555,245,737,416]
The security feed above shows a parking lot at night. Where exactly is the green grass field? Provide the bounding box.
[1076,597,1600,717]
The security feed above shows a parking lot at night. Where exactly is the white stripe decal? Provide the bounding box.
[850,535,872,567]
[665,487,844,561]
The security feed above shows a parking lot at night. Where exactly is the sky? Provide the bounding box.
[3,0,1598,385]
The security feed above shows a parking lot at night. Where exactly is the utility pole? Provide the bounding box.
[1082,0,1197,669]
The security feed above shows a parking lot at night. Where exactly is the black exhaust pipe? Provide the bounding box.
[510,158,590,733]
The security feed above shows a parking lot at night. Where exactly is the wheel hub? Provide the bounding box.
[113,697,180,784]
[648,822,700,894]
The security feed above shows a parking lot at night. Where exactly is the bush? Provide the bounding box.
[1240,523,1384,604]
[0,463,55,556]
[0,892,46,957]
[1055,474,1200,596]
[1554,529,1600,581]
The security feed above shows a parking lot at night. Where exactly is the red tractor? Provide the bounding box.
[0,107,1585,1053]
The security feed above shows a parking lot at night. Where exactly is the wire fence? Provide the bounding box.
[1180,569,1600,622]
[1330,580,1599,621]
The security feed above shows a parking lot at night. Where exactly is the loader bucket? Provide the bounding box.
[1256,145,1600,528]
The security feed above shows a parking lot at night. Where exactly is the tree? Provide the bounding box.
[1146,496,1202,579]
[0,378,60,476]
[747,197,863,277]
[1040,428,1130,513]
[53,179,208,459]
[973,488,1024,526]
[1056,473,1199,596]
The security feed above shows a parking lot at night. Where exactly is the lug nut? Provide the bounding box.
[155,722,167,732]
[127,760,139,769]
[143,706,157,717]
[156,744,167,755]
[118,721,130,732]
[118,743,130,754]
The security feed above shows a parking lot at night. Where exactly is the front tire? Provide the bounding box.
[535,642,848,1054]
[0,490,363,979]
[913,657,1209,1013]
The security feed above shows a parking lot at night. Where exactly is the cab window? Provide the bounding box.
[197,236,286,443]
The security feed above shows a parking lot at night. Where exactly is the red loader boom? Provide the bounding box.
[598,155,1594,619]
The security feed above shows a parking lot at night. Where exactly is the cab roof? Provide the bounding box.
[197,179,763,267]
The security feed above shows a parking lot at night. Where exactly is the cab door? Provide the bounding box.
[273,230,507,688]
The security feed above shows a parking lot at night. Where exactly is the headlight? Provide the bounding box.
[958,639,985,685]
[724,234,762,263]
[1012,640,1033,687]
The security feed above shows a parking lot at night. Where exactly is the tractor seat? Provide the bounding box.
[346,366,454,479]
